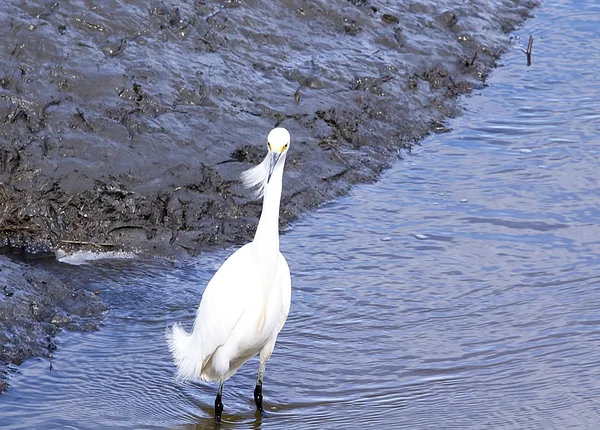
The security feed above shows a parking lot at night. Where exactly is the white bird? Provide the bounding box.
[167,127,292,422]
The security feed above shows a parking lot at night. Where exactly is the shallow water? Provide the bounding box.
[3,0,600,428]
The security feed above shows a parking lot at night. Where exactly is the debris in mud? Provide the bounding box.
[527,35,534,66]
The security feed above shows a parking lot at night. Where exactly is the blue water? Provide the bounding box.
[2,0,600,428]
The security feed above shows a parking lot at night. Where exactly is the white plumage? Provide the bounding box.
[241,154,270,199]
[167,127,292,421]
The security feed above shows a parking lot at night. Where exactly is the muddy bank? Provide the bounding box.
[0,0,538,257]
[0,254,106,392]
[0,0,538,390]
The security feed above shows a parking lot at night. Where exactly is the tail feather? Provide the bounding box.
[166,322,204,382]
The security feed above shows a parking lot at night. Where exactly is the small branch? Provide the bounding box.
[526,35,533,66]
[76,108,93,131]
[106,224,144,234]
[470,51,478,67]
[60,240,115,247]
[320,141,351,168]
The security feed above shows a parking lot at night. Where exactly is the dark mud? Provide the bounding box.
[0,0,538,257]
[0,254,106,392]
[0,0,538,390]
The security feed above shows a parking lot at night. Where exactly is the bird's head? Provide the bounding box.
[267,127,291,154]
[241,127,291,199]
[266,127,290,183]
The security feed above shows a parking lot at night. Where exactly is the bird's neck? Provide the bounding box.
[253,165,283,258]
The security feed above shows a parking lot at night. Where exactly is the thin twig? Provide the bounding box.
[470,51,478,67]
[321,142,351,168]
[526,36,534,55]
[76,108,92,131]
[60,240,115,247]
[106,224,144,234]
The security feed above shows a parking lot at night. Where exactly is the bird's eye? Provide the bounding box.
[267,142,272,151]
[283,144,288,150]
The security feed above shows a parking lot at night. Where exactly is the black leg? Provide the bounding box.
[255,358,268,413]
[254,380,263,413]
[215,382,224,422]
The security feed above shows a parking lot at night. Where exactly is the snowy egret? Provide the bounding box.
[167,127,292,422]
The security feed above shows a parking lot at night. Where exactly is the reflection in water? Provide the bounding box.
[2,0,600,428]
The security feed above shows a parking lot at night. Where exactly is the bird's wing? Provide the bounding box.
[277,252,292,332]
[194,243,259,367]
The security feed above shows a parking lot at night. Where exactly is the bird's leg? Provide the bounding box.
[254,381,263,413]
[215,381,224,422]
[254,360,266,413]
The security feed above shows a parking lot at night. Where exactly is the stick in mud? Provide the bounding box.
[470,51,478,67]
[60,240,115,247]
[527,35,533,66]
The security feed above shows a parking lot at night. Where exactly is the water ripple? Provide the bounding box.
[3,1,600,429]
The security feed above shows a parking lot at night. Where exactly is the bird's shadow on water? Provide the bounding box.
[174,380,293,430]
[178,410,265,430]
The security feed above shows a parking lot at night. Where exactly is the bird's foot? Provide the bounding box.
[215,392,224,422]
[254,382,264,413]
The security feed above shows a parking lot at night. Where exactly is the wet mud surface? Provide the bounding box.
[1,0,537,257]
[0,0,537,390]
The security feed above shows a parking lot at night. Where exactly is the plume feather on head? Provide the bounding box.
[241,156,270,200]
